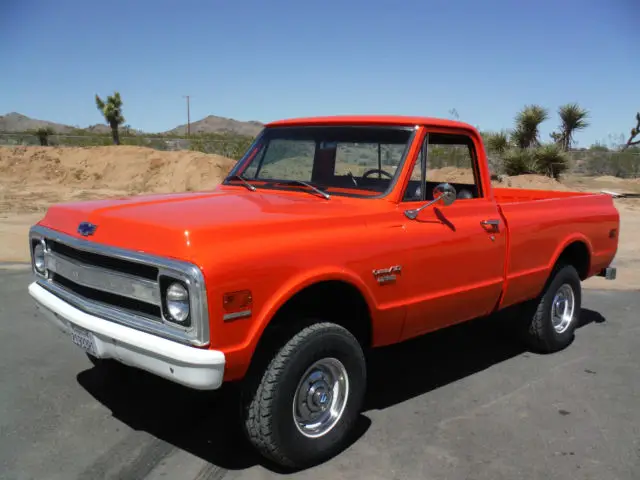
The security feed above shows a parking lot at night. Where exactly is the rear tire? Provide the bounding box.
[242,321,366,470]
[521,264,582,353]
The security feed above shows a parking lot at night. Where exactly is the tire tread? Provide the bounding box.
[244,322,359,467]
[522,263,581,353]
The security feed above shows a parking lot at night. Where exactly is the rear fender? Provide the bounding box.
[546,234,593,284]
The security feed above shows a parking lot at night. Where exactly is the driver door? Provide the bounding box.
[399,131,507,340]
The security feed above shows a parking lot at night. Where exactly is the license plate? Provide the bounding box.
[70,324,97,356]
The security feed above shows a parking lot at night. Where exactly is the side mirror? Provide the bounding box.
[404,182,457,219]
[433,182,457,206]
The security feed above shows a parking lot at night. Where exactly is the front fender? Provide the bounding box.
[221,266,379,381]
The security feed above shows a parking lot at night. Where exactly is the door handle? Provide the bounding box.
[480,219,500,232]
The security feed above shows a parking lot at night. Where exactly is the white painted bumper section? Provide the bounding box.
[28,282,225,390]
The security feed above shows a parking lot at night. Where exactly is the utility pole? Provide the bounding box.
[183,95,191,137]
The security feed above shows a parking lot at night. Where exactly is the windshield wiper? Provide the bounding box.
[270,179,330,199]
[228,174,256,191]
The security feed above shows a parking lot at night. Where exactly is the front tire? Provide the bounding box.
[243,321,366,469]
[521,264,582,353]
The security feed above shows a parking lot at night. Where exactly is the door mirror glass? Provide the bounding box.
[433,183,457,206]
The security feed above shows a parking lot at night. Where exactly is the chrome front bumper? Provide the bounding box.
[29,282,226,390]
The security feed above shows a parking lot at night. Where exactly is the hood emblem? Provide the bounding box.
[77,222,97,236]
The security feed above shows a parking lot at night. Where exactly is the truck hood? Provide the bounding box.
[38,188,374,261]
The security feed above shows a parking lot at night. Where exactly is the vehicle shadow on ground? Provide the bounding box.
[76,307,605,474]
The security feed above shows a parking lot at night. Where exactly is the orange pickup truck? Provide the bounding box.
[28,115,619,468]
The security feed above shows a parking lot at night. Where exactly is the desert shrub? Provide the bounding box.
[188,133,254,159]
[502,148,539,176]
[534,144,569,179]
[501,145,569,179]
[485,131,509,155]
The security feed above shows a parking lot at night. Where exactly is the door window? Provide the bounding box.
[403,133,482,201]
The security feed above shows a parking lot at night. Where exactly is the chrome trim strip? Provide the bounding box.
[222,310,252,322]
[45,250,161,306]
[29,225,210,347]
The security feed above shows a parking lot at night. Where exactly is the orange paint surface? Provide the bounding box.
[37,116,620,382]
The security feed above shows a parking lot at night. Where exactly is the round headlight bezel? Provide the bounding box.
[164,280,191,325]
[33,242,46,274]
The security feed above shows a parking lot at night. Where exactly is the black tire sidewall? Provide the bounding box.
[538,264,582,349]
[269,324,366,467]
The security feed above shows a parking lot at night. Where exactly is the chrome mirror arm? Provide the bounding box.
[404,182,457,220]
[404,195,444,219]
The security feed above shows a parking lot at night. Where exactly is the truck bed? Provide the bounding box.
[493,187,593,203]
[495,188,619,309]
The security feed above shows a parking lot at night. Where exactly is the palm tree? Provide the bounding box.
[511,104,549,148]
[555,103,590,151]
[95,91,125,145]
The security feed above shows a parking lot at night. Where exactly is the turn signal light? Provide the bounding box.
[222,290,253,321]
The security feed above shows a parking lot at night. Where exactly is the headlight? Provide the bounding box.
[33,242,46,274]
[165,282,190,324]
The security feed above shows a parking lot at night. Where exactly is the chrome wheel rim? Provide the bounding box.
[292,357,349,438]
[551,283,575,334]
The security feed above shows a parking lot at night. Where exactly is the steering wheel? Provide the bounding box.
[362,169,393,179]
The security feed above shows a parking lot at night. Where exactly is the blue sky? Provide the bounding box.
[1,0,637,146]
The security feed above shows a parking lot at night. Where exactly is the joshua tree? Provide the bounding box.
[622,112,640,150]
[511,104,549,148]
[95,91,125,145]
[552,103,590,151]
[35,127,54,146]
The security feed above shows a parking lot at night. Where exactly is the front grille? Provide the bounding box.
[52,273,162,319]
[49,240,159,280]
[41,240,163,322]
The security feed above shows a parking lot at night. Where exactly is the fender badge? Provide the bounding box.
[77,222,97,236]
[373,265,402,285]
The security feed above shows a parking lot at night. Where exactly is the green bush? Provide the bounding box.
[502,148,539,176]
[501,145,569,179]
[485,131,509,155]
[533,144,569,179]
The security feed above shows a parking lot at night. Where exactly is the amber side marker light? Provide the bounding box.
[223,290,253,321]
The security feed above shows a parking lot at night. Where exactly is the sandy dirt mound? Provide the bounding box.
[428,167,571,192]
[0,146,238,261]
[0,145,237,195]
[492,174,570,191]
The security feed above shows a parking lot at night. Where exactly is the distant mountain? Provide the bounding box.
[0,112,76,133]
[165,115,264,137]
[83,124,112,135]
[1,112,264,137]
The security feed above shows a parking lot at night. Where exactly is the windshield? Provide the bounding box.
[224,125,415,197]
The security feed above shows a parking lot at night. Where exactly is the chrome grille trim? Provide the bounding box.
[45,250,161,306]
[29,225,210,347]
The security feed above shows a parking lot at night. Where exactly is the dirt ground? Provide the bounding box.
[1,146,637,290]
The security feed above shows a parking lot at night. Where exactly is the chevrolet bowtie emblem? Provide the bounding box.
[77,222,97,236]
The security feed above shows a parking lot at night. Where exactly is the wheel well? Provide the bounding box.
[263,280,373,349]
[557,241,590,280]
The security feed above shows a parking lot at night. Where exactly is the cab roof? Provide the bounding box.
[265,115,477,132]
